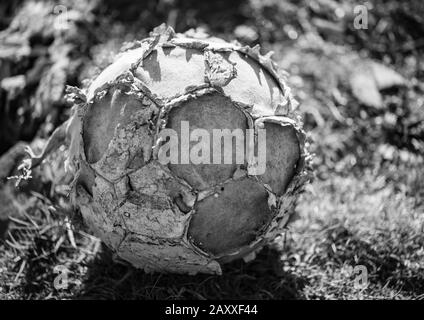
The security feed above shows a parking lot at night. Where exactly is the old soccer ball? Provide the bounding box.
[69,25,311,275]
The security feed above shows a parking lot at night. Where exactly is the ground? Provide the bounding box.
[0,0,423,299]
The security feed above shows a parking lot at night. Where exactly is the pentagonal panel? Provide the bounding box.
[118,162,192,239]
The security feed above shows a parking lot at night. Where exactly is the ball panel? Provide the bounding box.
[135,46,205,98]
[79,203,125,250]
[92,124,153,181]
[118,234,222,275]
[86,46,147,101]
[259,121,300,195]
[222,51,285,117]
[116,162,191,239]
[92,175,122,227]
[84,89,158,181]
[77,185,125,250]
[82,90,115,163]
[188,178,273,256]
[166,93,248,190]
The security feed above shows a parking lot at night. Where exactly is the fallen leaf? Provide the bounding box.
[370,62,406,89]
[350,68,383,108]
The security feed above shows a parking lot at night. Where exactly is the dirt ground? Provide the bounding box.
[0,0,423,299]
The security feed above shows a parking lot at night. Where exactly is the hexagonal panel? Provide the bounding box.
[256,119,300,195]
[135,46,206,98]
[188,177,273,256]
[166,92,248,190]
[83,87,158,181]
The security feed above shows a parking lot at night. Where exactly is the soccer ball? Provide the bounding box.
[70,25,311,275]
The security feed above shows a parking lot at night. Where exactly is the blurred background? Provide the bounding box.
[0,0,423,299]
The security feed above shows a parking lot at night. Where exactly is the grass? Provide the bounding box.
[1,158,422,300]
[0,0,423,300]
